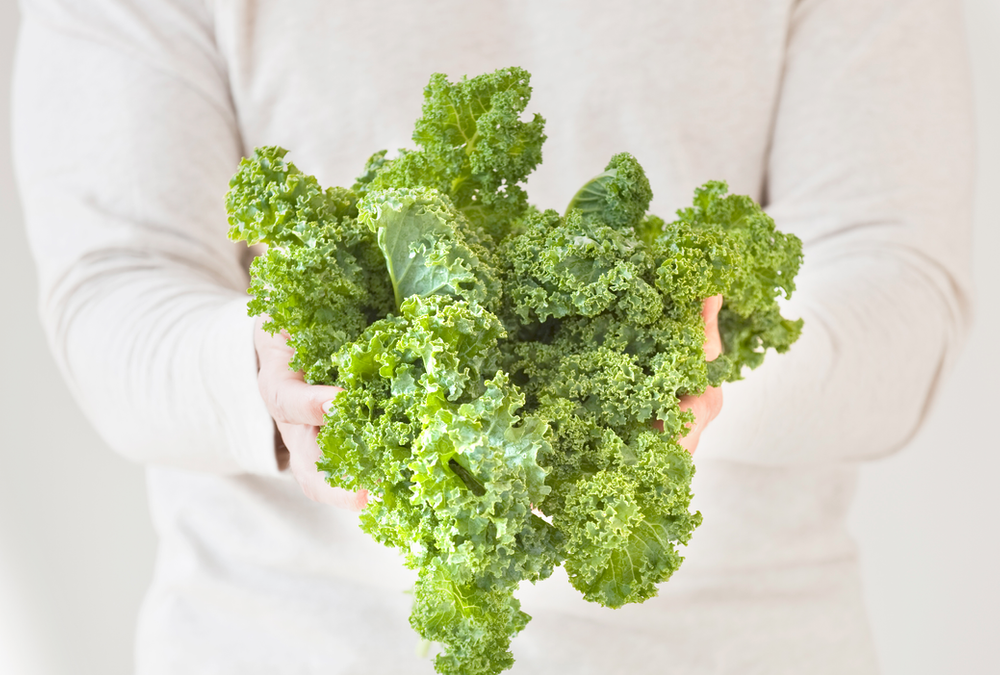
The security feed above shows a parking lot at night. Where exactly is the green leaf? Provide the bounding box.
[231,69,805,675]
[371,67,546,240]
[359,187,501,309]
[566,152,653,230]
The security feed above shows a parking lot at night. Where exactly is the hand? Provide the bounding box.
[676,295,724,453]
[254,315,368,510]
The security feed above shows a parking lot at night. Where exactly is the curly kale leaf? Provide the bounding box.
[410,567,529,675]
[352,149,389,197]
[559,430,700,607]
[358,187,501,309]
[227,69,805,675]
[227,146,352,246]
[566,152,653,230]
[497,197,710,609]
[499,208,660,326]
[226,147,393,381]
[370,67,546,241]
[498,203,707,433]
[660,181,804,381]
[317,295,559,675]
[495,171,803,612]
[318,295,557,569]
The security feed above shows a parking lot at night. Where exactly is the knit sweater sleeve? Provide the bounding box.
[13,0,280,475]
[697,0,975,465]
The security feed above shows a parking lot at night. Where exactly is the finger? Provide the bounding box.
[677,385,723,453]
[316,486,370,511]
[299,467,370,511]
[255,319,342,426]
[702,294,723,362]
[259,372,343,426]
[279,421,368,511]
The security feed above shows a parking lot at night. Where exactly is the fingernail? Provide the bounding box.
[322,400,335,414]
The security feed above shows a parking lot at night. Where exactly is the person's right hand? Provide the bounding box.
[654,295,724,452]
[254,315,368,511]
[676,295,724,452]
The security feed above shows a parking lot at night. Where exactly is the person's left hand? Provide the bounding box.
[254,315,369,511]
[676,295,724,452]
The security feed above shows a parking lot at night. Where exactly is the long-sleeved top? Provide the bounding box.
[13,1,974,673]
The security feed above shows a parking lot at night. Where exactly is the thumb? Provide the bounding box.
[702,294,723,362]
[261,375,342,427]
[255,318,342,426]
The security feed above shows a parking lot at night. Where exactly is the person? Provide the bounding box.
[13,1,973,673]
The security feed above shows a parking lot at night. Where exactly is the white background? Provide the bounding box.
[1,1,997,673]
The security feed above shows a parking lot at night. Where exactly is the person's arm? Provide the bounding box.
[698,0,974,465]
[13,0,280,475]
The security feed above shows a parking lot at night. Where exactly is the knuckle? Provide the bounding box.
[257,376,278,417]
[270,392,294,425]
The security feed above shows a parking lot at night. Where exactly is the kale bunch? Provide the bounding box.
[227,67,802,675]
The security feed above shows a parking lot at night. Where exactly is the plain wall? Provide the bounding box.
[1,0,997,673]
[845,1,1000,671]
[0,2,155,674]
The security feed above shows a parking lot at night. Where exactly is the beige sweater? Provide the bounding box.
[13,0,973,673]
